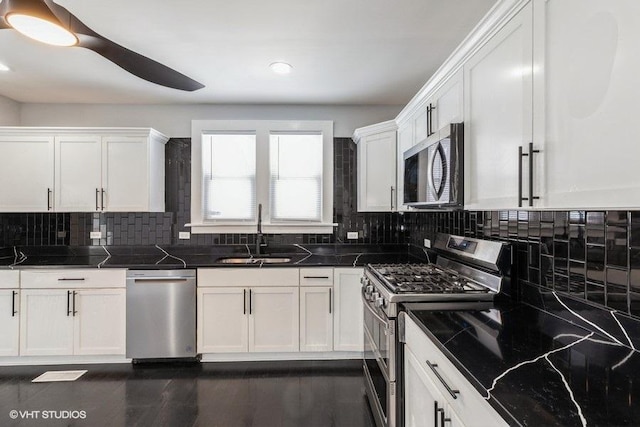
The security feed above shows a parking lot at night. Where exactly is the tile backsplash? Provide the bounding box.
[404,210,640,319]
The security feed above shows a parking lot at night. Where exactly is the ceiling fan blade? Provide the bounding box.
[77,35,205,91]
[41,0,204,91]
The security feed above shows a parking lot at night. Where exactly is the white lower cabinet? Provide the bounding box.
[249,287,299,353]
[300,286,333,352]
[197,285,299,353]
[197,287,248,353]
[20,288,125,357]
[0,289,20,356]
[405,347,463,427]
[333,268,364,352]
[403,313,507,427]
[73,289,125,355]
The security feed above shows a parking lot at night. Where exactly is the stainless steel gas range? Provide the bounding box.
[361,233,511,427]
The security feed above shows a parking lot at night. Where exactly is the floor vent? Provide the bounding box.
[32,370,87,383]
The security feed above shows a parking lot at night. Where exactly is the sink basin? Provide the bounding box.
[217,257,292,264]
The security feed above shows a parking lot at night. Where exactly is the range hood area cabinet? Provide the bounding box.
[0,128,168,213]
[466,0,640,210]
[353,121,398,212]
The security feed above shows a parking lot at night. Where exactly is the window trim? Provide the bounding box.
[189,120,335,234]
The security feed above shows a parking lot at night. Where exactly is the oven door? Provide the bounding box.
[362,290,396,427]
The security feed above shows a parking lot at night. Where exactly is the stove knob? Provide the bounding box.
[366,285,374,294]
[375,297,385,308]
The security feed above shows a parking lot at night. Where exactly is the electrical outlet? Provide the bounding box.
[90,231,102,239]
[423,238,431,248]
[178,231,191,240]
[347,231,359,240]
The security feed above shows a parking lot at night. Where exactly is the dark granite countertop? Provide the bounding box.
[405,300,640,426]
[0,244,427,269]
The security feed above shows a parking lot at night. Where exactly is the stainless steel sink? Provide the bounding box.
[217,257,292,264]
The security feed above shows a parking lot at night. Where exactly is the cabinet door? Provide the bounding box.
[102,136,150,211]
[464,2,534,209]
[197,287,248,353]
[248,287,299,353]
[405,347,448,427]
[535,0,640,208]
[0,136,54,212]
[433,69,464,134]
[333,268,364,352]
[0,290,19,356]
[413,107,429,144]
[74,289,125,355]
[300,286,333,352]
[55,135,102,211]
[20,289,74,356]
[357,131,397,212]
[397,122,415,211]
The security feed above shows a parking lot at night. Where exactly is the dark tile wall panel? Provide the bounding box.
[0,213,69,247]
[405,210,640,320]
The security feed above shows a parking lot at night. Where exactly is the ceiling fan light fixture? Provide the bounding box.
[270,62,292,75]
[6,13,78,47]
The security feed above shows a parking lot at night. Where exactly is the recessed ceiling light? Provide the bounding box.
[0,62,9,72]
[270,62,292,75]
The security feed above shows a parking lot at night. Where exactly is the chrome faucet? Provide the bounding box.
[256,203,265,255]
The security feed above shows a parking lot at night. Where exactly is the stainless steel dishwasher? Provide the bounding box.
[126,269,197,360]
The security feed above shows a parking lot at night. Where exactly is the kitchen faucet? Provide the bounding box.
[256,204,265,255]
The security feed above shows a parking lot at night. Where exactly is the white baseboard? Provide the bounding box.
[200,351,363,362]
[0,355,130,366]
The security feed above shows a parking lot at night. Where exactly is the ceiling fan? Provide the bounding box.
[0,0,204,91]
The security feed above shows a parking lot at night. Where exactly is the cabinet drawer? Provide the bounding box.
[299,268,334,286]
[404,314,508,427]
[20,269,126,289]
[0,270,20,289]
[198,268,299,287]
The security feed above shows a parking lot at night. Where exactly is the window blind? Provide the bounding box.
[269,133,323,221]
[202,133,256,221]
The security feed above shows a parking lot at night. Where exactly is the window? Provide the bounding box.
[202,133,256,221]
[270,133,323,221]
[190,120,334,234]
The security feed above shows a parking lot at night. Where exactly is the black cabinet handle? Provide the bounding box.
[426,361,460,399]
[95,188,100,211]
[72,291,77,316]
[66,290,72,316]
[329,288,332,314]
[249,289,252,315]
[12,291,18,317]
[101,188,106,211]
[440,409,451,427]
[243,289,246,315]
[433,402,439,427]
[58,278,85,281]
[528,142,540,207]
[47,188,52,211]
[428,103,437,136]
[303,276,330,279]
[518,143,540,207]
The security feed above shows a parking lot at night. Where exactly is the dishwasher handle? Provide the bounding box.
[131,278,191,283]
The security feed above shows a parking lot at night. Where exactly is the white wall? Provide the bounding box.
[19,103,402,138]
[0,95,20,125]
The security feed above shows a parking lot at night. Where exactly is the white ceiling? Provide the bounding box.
[0,0,497,105]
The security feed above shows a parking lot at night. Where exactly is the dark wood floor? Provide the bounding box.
[0,360,376,427]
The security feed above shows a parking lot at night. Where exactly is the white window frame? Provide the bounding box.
[189,120,335,234]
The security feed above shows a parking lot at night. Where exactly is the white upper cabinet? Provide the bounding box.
[102,135,165,212]
[534,0,640,208]
[0,135,54,212]
[55,135,102,211]
[0,127,168,213]
[353,121,398,212]
[430,69,464,139]
[464,1,534,210]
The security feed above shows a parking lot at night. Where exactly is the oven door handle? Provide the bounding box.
[361,288,389,327]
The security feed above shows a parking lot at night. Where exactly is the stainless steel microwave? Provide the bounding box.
[403,122,463,209]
